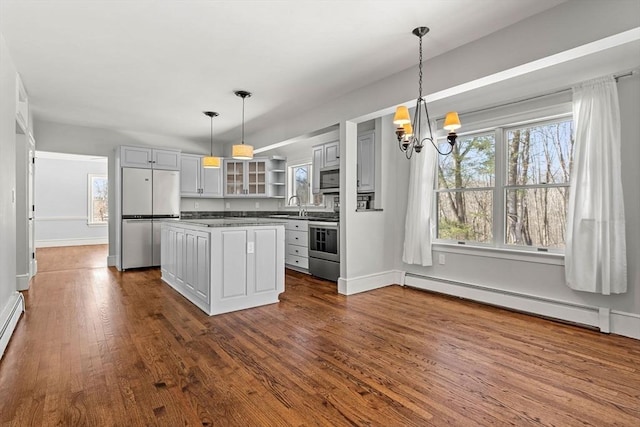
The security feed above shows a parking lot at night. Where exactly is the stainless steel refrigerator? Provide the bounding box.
[121,168,180,269]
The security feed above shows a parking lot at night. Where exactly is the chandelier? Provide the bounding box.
[393,27,461,158]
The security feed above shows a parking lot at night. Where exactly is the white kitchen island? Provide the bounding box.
[160,218,286,316]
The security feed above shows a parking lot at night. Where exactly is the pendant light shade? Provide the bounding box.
[202,156,221,168]
[232,90,254,160]
[231,143,253,160]
[203,111,220,169]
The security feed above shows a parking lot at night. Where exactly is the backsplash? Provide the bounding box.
[181,210,339,220]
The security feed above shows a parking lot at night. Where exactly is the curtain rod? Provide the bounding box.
[451,70,636,120]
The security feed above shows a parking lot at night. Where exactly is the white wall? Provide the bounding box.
[34,152,108,247]
[0,30,23,358]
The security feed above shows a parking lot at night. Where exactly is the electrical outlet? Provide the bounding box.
[247,242,254,254]
[194,202,199,209]
[438,254,446,265]
[226,202,231,209]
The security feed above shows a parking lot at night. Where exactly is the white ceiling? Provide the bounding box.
[1,0,569,148]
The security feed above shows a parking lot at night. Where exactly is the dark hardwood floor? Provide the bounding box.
[1,245,639,426]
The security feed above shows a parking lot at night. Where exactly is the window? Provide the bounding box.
[504,119,573,249]
[288,163,324,206]
[435,113,573,252]
[88,174,108,225]
[436,134,495,243]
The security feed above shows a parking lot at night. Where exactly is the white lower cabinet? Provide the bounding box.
[285,220,309,272]
[161,222,285,315]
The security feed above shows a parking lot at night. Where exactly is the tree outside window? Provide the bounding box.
[505,119,573,249]
[88,174,108,225]
[288,163,324,206]
[436,133,495,243]
[434,115,574,252]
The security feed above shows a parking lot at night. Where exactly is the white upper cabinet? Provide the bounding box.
[120,146,181,170]
[180,154,223,198]
[180,154,202,197]
[312,140,339,194]
[153,149,181,170]
[201,163,223,198]
[357,132,375,193]
[323,140,340,167]
[312,145,324,194]
[223,157,285,198]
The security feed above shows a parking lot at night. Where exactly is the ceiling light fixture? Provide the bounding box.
[202,111,220,168]
[393,27,461,158]
[232,90,254,160]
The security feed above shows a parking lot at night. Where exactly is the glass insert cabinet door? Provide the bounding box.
[246,160,266,195]
[226,161,244,195]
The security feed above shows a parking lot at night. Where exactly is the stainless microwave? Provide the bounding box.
[319,166,339,194]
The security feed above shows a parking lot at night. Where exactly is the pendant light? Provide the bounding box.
[393,27,461,158]
[202,111,220,168]
[232,90,254,160]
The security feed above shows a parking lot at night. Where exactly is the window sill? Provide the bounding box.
[87,222,108,227]
[432,242,564,266]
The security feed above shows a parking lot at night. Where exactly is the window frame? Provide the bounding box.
[432,104,573,257]
[87,174,108,226]
[287,161,324,208]
[435,131,497,247]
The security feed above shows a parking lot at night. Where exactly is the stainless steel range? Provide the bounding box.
[308,221,339,281]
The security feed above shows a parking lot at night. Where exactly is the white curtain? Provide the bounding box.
[402,145,437,266]
[565,76,627,294]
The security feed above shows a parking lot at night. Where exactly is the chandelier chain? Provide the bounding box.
[418,34,423,101]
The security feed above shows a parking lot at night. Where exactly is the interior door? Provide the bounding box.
[28,143,35,276]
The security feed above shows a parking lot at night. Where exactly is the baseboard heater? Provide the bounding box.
[403,273,600,330]
[0,293,25,359]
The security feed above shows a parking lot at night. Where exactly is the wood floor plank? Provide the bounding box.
[1,245,639,426]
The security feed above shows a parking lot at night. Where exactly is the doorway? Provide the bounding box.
[33,151,109,270]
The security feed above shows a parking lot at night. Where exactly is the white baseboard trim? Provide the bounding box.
[338,270,404,295]
[404,274,639,340]
[610,310,640,340]
[405,274,600,328]
[16,274,30,291]
[0,292,25,360]
[107,255,116,267]
[35,237,108,248]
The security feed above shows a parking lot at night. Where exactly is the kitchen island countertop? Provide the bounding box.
[176,218,287,227]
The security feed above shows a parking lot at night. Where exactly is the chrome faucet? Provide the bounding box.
[287,195,305,217]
